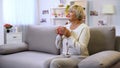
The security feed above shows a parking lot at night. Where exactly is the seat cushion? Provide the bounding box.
[0,43,28,55]
[25,25,59,55]
[78,51,120,68]
[0,51,59,68]
[88,26,115,55]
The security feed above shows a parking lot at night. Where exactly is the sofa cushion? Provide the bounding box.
[0,43,28,55]
[0,51,58,68]
[88,26,115,55]
[78,51,120,68]
[25,25,59,55]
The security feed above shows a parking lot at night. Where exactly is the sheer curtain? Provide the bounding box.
[3,0,37,25]
[3,0,39,41]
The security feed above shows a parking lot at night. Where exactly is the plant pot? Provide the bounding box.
[6,29,10,33]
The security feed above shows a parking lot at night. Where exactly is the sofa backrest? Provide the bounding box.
[88,26,116,55]
[25,25,59,55]
[24,25,116,55]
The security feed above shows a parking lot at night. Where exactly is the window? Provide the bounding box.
[3,0,37,25]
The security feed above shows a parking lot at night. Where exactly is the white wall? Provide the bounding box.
[88,0,120,26]
[0,0,4,45]
[39,0,60,25]
[87,0,120,36]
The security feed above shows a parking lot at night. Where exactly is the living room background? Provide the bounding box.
[1,0,120,26]
[0,0,120,45]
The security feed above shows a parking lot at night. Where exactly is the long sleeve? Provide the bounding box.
[55,35,62,49]
[67,25,90,56]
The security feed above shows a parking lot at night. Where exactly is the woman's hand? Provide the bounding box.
[56,26,71,37]
[63,27,71,37]
[56,26,64,36]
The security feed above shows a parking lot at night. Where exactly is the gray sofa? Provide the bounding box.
[0,25,120,68]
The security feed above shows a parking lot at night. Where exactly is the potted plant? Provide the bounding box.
[4,24,13,33]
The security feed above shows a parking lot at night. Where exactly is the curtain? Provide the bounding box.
[3,0,39,42]
[3,0,37,25]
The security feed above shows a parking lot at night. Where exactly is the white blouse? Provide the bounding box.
[55,23,90,56]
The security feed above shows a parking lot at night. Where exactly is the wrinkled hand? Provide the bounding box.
[56,26,64,36]
[56,26,71,37]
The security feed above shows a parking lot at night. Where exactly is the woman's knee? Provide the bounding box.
[50,59,62,68]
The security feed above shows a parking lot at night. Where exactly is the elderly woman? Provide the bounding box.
[50,5,90,68]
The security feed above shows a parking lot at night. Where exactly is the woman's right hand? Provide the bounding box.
[56,26,71,37]
[56,26,64,36]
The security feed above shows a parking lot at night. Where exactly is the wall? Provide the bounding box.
[87,0,120,36]
[0,0,4,45]
[39,0,60,25]
[88,0,120,26]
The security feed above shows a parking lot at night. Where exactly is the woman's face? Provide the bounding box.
[66,10,77,22]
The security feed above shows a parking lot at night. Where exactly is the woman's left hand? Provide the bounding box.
[56,26,71,37]
[63,27,71,38]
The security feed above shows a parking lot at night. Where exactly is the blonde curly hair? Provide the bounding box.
[68,5,85,21]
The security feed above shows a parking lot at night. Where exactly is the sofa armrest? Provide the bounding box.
[115,36,120,51]
[0,42,28,55]
[78,51,120,68]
